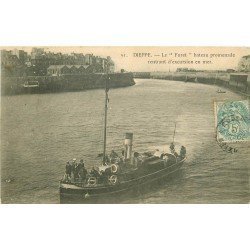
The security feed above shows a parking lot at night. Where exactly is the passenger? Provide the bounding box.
[174,152,179,158]
[78,159,87,182]
[120,150,125,163]
[104,155,110,164]
[170,143,175,154]
[180,146,186,158]
[78,159,85,169]
[110,150,118,158]
[90,167,100,178]
[65,161,72,181]
[72,158,79,181]
[110,150,119,163]
[133,152,140,168]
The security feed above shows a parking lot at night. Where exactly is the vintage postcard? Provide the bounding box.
[1,46,249,204]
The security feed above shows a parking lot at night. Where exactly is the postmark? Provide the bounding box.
[214,100,249,142]
[217,138,238,153]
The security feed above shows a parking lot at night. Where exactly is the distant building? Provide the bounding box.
[1,47,116,77]
[12,49,28,64]
[133,72,151,78]
[1,50,26,77]
[47,65,71,76]
[107,56,115,73]
[85,54,93,65]
[75,65,85,74]
[71,53,85,65]
[238,55,250,72]
[67,65,78,74]
[31,48,45,58]
[47,64,104,76]
[176,68,189,72]
[84,64,103,74]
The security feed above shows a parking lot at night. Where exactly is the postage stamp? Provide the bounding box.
[214,100,249,142]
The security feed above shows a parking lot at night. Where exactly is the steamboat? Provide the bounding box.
[59,75,186,203]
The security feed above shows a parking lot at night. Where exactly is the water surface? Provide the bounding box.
[1,79,249,203]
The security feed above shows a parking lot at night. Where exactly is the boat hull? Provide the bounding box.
[59,158,186,203]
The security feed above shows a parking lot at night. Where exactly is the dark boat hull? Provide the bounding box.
[59,158,186,203]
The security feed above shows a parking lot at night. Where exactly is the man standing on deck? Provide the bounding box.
[71,158,78,182]
[65,161,72,182]
[180,146,186,159]
[170,143,175,154]
[110,150,119,163]
[78,159,87,182]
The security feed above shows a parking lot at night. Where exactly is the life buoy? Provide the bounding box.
[87,177,97,186]
[111,164,119,174]
[109,175,118,185]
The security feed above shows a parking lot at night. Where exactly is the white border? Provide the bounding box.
[1,0,250,46]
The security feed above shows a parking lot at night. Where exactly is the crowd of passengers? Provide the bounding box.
[64,159,100,183]
[63,150,121,184]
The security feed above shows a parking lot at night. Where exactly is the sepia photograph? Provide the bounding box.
[1,46,249,204]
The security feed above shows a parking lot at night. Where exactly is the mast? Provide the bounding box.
[102,75,109,165]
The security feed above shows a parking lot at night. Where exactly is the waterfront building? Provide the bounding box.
[107,56,115,73]
[84,64,104,74]
[75,65,85,74]
[67,65,78,74]
[1,48,116,77]
[85,54,93,65]
[71,53,85,65]
[1,50,26,77]
[12,49,28,64]
[47,65,71,76]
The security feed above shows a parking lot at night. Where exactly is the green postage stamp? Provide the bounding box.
[214,100,249,142]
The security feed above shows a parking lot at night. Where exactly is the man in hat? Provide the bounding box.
[180,146,186,159]
[170,143,175,154]
[110,150,118,163]
[65,161,72,182]
[90,167,100,178]
[78,159,87,182]
[71,158,78,182]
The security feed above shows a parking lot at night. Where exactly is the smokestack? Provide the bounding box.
[124,133,133,160]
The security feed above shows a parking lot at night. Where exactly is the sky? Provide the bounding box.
[2,46,250,72]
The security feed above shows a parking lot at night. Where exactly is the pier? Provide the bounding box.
[133,71,250,97]
[1,72,135,95]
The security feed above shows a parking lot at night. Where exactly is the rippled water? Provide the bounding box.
[1,79,249,203]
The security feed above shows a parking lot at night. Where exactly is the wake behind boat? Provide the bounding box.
[59,75,187,203]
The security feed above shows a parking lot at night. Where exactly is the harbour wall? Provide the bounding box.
[1,72,135,95]
[133,72,250,96]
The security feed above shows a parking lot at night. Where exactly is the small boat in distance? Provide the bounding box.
[23,80,39,88]
[59,76,187,203]
[217,89,226,93]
